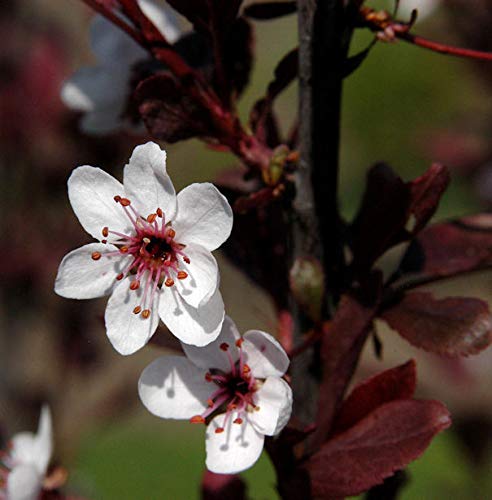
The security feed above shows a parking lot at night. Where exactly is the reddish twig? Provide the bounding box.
[399,32,492,62]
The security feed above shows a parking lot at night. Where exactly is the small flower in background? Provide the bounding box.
[55,142,233,354]
[0,406,53,500]
[138,316,292,474]
[61,0,181,134]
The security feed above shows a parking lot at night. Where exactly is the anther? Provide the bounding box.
[243,364,251,376]
[233,418,243,425]
[114,195,121,203]
[102,239,107,244]
[102,227,109,237]
[215,427,224,434]
[156,208,163,218]
[120,198,131,206]
[183,257,191,264]
[91,252,102,261]
[116,273,124,280]
[177,271,188,280]
[190,416,206,424]
[227,403,237,411]
[235,339,244,348]
[120,246,129,253]
[167,228,176,239]
[147,213,157,223]
[130,280,140,290]
[142,309,151,319]
[133,306,142,314]
[165,278,174,287]
[205,373,213,382]
[207,399,214,407]
[220,342,229,351]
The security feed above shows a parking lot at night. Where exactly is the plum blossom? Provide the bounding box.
[0,406,52,500]
[138,316,293,473]
[55,142,232,354]
[61,0,181,134]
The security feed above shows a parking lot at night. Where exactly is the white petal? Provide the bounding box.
[6,464,42,500]
[175,244,218,308]
[159,287,224,347]
[173,183,233,251]
[205,413,265,474]
[10,406,52,475]
[123,142,177,219]
[90,15,145,66]
[105,277,160,355]
[68,166,130,240]
[138,355,210,419]
[55,243,130,299]
[249,377,292,436]
[243,330,290,378]
[138,0,181,43]
[181,316,240,372]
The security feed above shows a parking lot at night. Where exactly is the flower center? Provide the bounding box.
[190,339,259,433]
[91,196,190,319]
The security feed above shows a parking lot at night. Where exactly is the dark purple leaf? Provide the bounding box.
[399,213,492,280]
[201,470,247,500]
[244,1,297,20]
[333,360,416,435]
[350,163,449,272]
[381,292,492,356]
[307,399,451,497]
[312,273,383,447]
[135,73,213,142]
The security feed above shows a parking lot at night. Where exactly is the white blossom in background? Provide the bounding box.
[55,142,232,354]
[61,0,181,134]
[139,316,293,474]
[0,406,52,500]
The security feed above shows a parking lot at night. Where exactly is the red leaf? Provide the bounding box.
[399,213,492,281]
[333,360,416,435]
[312,273,383,447]
[350,163,449,272]
[244,1,297,20]
[381,292,492,356]
[307,399,451,497]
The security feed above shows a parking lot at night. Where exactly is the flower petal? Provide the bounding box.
[175,244,218,308]
[68,166,130,240]
[123,142,177,220]
[181,315,240,372]
[138,0,181,43]
[173,183,233,251]
[55,243,130,299]
[159,287,224,347]
[249,377,292,436]
[138,355,210,419]
[6,464,42,500]
[206,413,265,474]
[105,277,160,355]
[243,330,290,378]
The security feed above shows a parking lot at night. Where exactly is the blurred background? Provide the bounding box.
[1,0,492,497]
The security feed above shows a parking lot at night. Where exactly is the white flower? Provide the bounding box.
[55,142,233,354]
[1,406,53,500]
[138,316,292,474]
[391,0,441,22]
[61,0,181,134]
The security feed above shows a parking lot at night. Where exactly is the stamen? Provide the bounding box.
[220,343,229,351]
[147,213,157,224]
[177,271,188,280]
[215,427,224,434]
[205,373,213,382]
[116,273,124,280]
[102,227,109,237]
[102,239,107,244]
[141,309,151,319]
[233,418,243,424]
[130,280,140,290]
[156,208,163,218]
[120,198,131,206]
[207,399,214,407]
[91,252,102,261]
[167,228,176,239]
[190,416,206,424]
[120,246,129,253]
[133,306,142,314]
[165,278,174,287]
[183,257,191,264]
[243,364,251,377]
[114,195,121,203]
[235,339,244,348]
